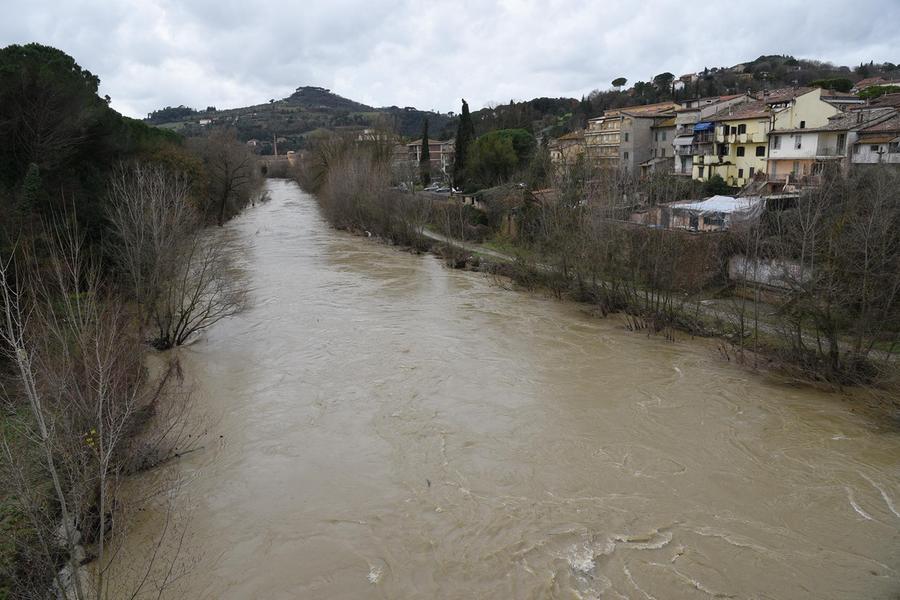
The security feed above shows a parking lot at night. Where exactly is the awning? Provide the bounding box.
[693,122,714,132]
[674,135,695,146]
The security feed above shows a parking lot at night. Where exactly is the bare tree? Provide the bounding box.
[189,130,257,226]
[106,163,246,349]
[1,219,191,599]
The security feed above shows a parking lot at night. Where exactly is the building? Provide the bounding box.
[548,130,586,167]
[404,138,455,175]
[641,117,676,175]
[695,88,841,187]
[851,111,900,165]
[672,95,752,176]
[766,107,897,189]
[584,101,679,172]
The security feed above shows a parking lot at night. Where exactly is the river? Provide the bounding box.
[124,179,899,599]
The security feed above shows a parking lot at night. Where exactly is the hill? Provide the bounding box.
[146,86,454,153]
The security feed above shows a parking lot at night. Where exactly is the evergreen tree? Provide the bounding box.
[419,118,431,186]
[453,99,475,188]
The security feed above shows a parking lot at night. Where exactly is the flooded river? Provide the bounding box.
[128,179,899,599]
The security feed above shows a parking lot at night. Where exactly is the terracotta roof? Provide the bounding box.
[708,88,816,122]
[594,101,679,119]
[556,130,585,141]
[774,108,896,134]
[857,113,900,134]
[856,134,898,144]
[854,76,888,89]
[868,93,900,108]
[707,99,770,121]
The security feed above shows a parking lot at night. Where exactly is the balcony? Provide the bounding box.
[815,146,846,157]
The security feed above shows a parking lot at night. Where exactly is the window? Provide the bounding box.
[738,168,744,178]
[718,144,728,157]
[661,131,667,141]
[730,126,737,135]
[795,136,802,150]
[698,166,705,177]
[890,142,899,153]
[773,135,781,150]
[799,120,806,129]
[737,124,747,134]
[871,145,880,152]
[722,125,729,135]
[661,148,666,157]
[624,132,629,142]
[703,215,725,227]
[837,133,846,151]
[853,144,860,154]
[737,146,746,157]
[756,146,766,157]
[624,151,629,160]
[749,167,755,177]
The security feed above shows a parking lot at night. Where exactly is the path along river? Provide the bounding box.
[124,179,899,599]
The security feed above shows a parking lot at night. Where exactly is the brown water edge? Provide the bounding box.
[115,179,900,600]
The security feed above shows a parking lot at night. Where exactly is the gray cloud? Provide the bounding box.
[2,0,898,118]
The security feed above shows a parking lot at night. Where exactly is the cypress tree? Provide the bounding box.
[419,118,431,186]
[453,99,475,188]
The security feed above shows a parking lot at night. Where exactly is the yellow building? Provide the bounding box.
[549,130,586,167]
[693,88,841,188]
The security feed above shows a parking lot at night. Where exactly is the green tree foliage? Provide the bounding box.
[466,129,534,187]
[653,72,675,92]
[859,85,900,100]
[419,118,431,185]
[612,77,627,88]
[703,173,733,196]
[0,43,181,243]
[810,78,853,92]
[453,99,475,187]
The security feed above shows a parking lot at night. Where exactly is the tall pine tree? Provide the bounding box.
[419,118,431,186]
[453,99,475,188]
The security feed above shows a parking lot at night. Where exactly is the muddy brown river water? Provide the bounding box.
[123,179,899,599]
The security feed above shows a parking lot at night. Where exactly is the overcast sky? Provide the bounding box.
[2,0,898,118]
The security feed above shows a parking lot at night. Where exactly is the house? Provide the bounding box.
[851,111,900,165]
[585,101,680,172]
[548,130,586,167]
[672,94,752,176]
[766,107,896,189]
[695,88,841,187]
[405,138,455,175]
[641,117,676,175]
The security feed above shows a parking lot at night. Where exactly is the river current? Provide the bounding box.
[123,179,899,599]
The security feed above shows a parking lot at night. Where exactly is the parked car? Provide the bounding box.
[423,183,441,192]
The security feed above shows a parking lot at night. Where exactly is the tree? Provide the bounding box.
[419,119,431,186]
[453,100,475,188]
[612,77,627,89]
[703,174,732,196]
[653,72,675,93]
[1,219,192,599]
[106,163,246,349]
[188,129,258,225]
